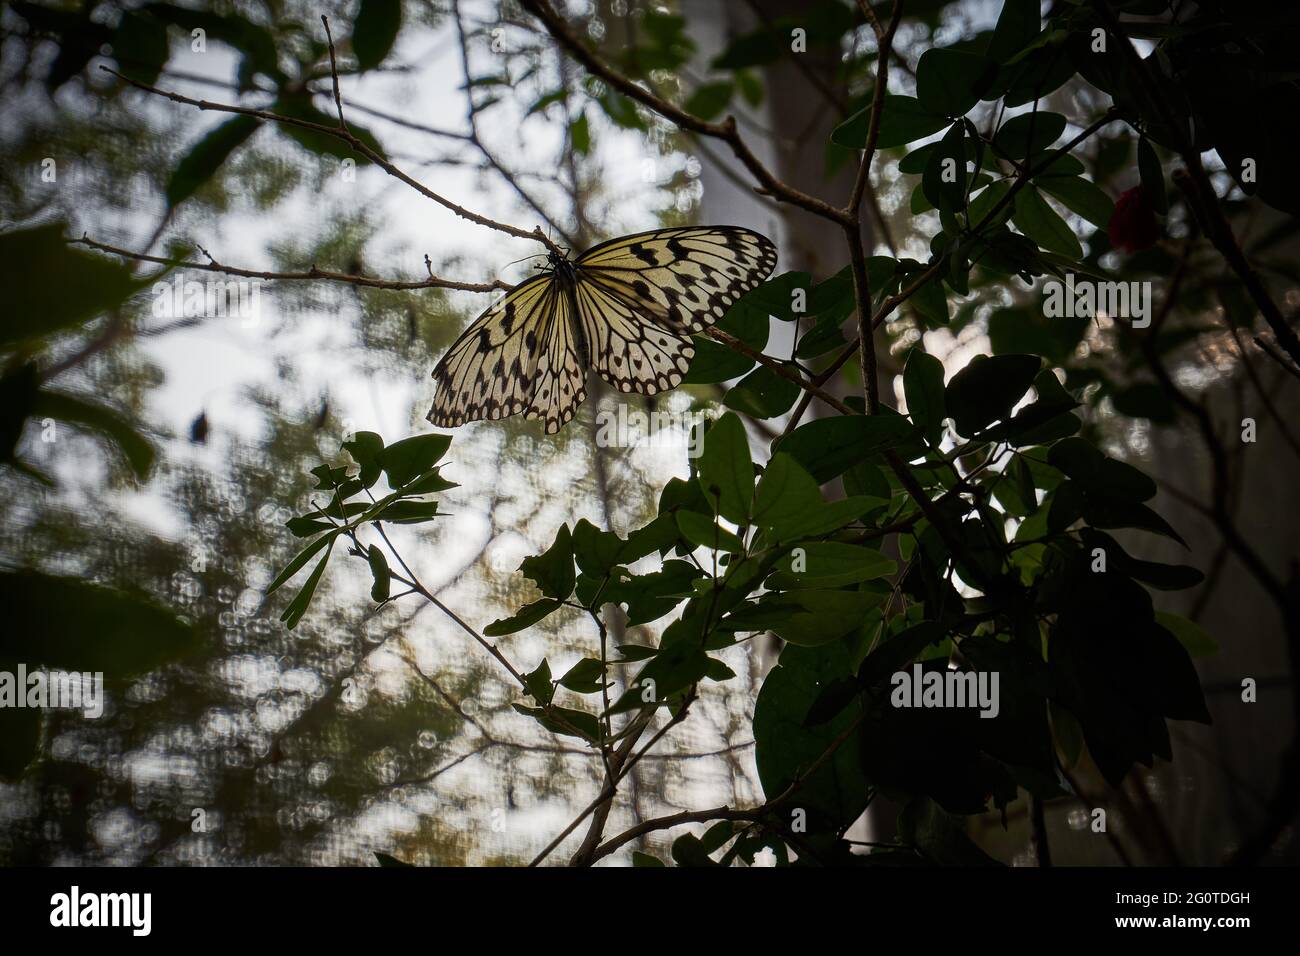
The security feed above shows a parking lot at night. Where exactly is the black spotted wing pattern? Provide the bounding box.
[427,274,553,429]
[574,226,777,335]
[523,284,587,433]
[573,277,695,395]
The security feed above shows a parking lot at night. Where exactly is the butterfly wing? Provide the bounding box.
[575,226,777,334]
[426,273,556,429]
[572,276,696,395]
[573,227,776,393]
[429,227,778,431]
[523,282,588,434]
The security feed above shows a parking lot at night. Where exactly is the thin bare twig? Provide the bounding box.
[844,0,904,414]
[99,65,564,256]
[451,1,577,246]
[70,234,512,293]
[320,16,349,131]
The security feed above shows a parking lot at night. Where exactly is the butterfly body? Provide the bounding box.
[544,250,592,369]
[427,226,777,433]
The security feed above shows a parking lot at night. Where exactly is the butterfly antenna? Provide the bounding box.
[546,225,569,258]
[503,253,548,270]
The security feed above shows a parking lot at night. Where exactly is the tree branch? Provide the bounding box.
[451,1,577,247]
[517,0,852,226]
[98,65,564,256]
[70,234,512,293]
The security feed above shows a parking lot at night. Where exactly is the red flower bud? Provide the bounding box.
[1108,186,1160,253]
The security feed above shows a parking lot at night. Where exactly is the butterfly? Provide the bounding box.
[426,226,778,433]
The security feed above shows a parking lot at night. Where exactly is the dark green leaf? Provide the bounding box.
[351,0,402,71]
[367,545,390,602]
[753,642,869,832]
[1155,612,1218,658]
[0,224,144,347]
[280,539,334,629]
[768,496,884,544]
[111,10,169,87]
[599,91,646,130]
[372,500,441,524]
[675,511,745,553]
[1038,175,1114,229]
[558,657,606,693]
[1013,186,1082,258]
[1080,499,1185,546]
[944,353,1040,436]
[286,516,334,537]
[0,705,41,782]
[696,412,753,525]
[1049,438,1156,502]
[527,89,568,116]
[857,621,948,689]
[916,48,994,117]
[831,95,950,149]
[774,414,916,483]
[343,431,385,487]
[1078,529,1202,591]
[967,179,1014,229]
[484,598,563,637]
[0,571,200,675]
[723,366,799,419]
[1111,382,1176,424]
[682,336,754,383]
[142,5,283,87]
[611,642,710,712]
[684,81,734,120]
[268,530,339,595]
[753,453,821,532]
[403,469,457,495]
[376,433,452,487]
[523,659,554,705]
[512,703,600,742]
[907,270,951,326]
[987,0,1041,63]
[803,676,862,728]
[767,542,895,590]
[1138,135,1168,214]
[712,28,783,69]
[572,519,623,577]
[671,833,719,867]
[738,270,813,322]
[520,524,576,600]
[756,590,882,647]
[993,111,1066,159]
[922,121,968,214]
[0,365,40,466]
[569,112,590,154]
[30,390,155,479]
[903,348,947,445]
